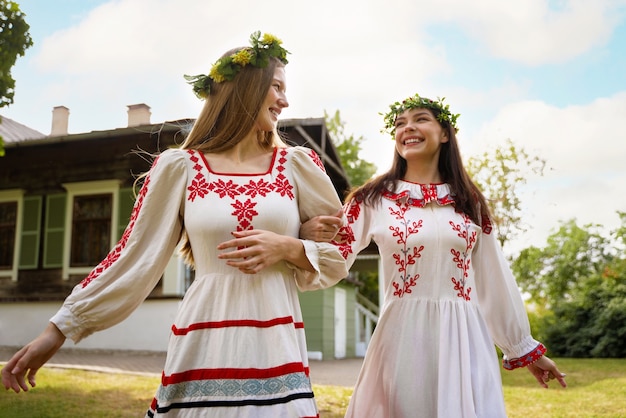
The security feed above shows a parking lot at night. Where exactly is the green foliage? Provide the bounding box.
[324,110,377,188]
[184,31,289,99]
[0,0,33,108]
[513,213,626,357]
[543,270,626,358]
[0,0,34,155]
[466,138,546,248]
[356,270,379,306]
[381,93,460,134]
[512,219,613,307]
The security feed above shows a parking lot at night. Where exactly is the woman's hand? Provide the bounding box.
[526,355,567,388]
[300,209,343,242]
[218,229,311,274]
[1,322,66,393]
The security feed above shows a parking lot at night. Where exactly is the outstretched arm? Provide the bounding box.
[1,322,66,393]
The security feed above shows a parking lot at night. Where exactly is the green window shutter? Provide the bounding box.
[118,188,136,239]
[44,194,67,268]
[19,196,43,269]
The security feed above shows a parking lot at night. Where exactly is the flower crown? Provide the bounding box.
[184,31,290,99]
[381,93,460,136]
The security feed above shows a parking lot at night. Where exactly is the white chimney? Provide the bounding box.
[127,103,151,127]
[51,106,69,136]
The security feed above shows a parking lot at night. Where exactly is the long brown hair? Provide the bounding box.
[177,50,288,266]
[346,110,490,226]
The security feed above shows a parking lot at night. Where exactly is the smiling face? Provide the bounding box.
[394,107,449,163]
[255,65,289,132]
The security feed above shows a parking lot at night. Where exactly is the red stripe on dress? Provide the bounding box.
[162,362,310,386]
[172,316,304,335]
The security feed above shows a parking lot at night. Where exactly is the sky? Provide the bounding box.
[3,0,626,254]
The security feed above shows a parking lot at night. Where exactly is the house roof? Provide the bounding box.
[3,119,194,148]
[0,115,46,143]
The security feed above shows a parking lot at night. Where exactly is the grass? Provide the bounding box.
[501,358,626,418]
[0,368,157,418]
[1,358,625,417]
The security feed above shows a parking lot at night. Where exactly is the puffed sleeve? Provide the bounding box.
[50,148,188,343]
[289,146,348,290]
[473,220,546,369]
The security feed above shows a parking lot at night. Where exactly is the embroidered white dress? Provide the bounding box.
[337,181,544,418]
[51,146,348,418]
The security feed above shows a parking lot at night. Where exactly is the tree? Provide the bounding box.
[0,0,33,156]
[325,110,377,188]
[466,138,546,248]
[512,219,612,308]
[542,258,626,358]
[512,213,626,357]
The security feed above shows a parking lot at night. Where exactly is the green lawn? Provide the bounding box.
[501,358,626,418]
[1,358,624,417]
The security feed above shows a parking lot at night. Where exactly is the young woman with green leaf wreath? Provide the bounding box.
[301,93,567,417]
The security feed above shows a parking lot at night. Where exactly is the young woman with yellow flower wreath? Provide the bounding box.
[1,31,348,418]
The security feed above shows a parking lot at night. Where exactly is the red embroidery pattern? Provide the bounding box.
[238,179,273,198]
[333,199,359,260]
[382,184,455,208]
[81,161,154,287]
[232,199,258,231]
[212,179,239,199]
[273,174,295,199]
[307,148,326,172]
[187,151,212,201]
[185,148,302,232]
[188,176,211,201]
[449,213,476,301]
[481,214,493,234]
[503,343,547,370]
[389,201,424,298]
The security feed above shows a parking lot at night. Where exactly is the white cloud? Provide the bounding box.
[27,0,625,134]
[414,0,626,65]
[472,92,626,251]
[27,0,453,134]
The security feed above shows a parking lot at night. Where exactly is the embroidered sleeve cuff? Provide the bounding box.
[502,343,547,370]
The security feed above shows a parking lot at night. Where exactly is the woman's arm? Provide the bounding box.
[1,322,66,393]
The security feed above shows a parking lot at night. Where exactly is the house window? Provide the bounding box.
[0,201,17,269]
[70,194,112,267]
